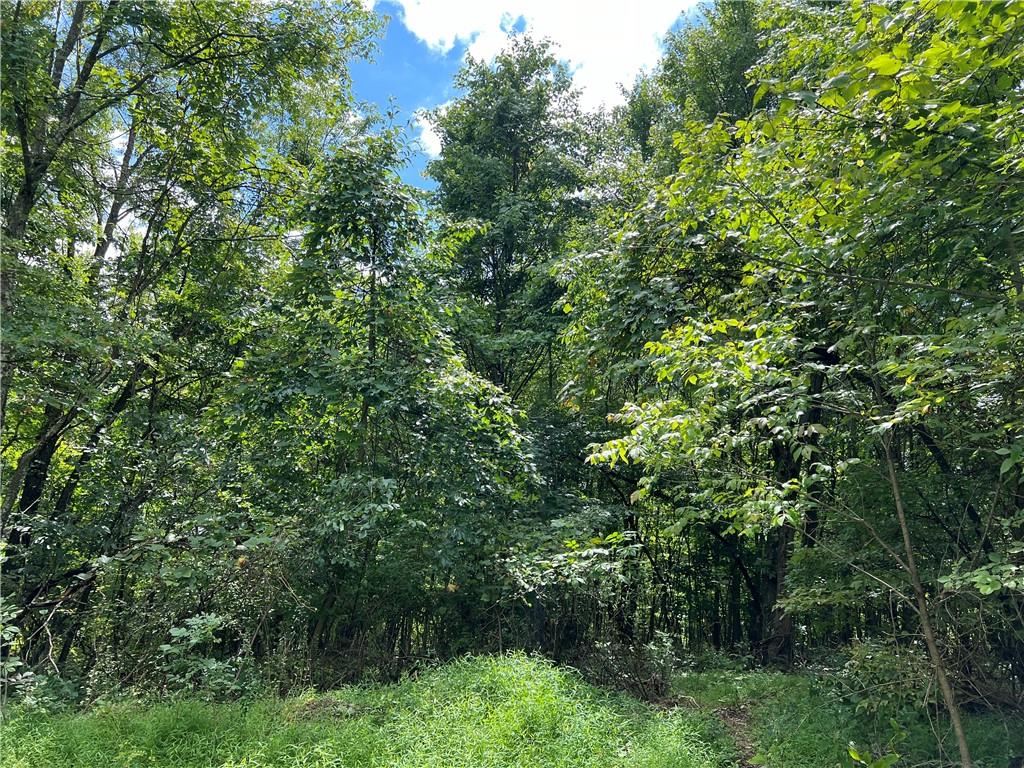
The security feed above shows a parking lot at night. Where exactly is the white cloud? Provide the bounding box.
[376,1,696,111]
[414,108,443,158]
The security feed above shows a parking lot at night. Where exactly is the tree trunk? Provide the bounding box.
[883,435,974,768]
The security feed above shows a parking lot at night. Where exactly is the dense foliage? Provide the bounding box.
[3,1,1023,764]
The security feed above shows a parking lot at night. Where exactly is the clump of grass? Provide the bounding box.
[1,654,732,768]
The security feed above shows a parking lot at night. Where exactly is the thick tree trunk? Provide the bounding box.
[762,523,794,664]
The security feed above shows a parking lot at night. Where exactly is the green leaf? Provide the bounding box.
[866,54,902,76]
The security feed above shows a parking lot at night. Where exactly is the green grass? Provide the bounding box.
[7,656,1018,768]
[1,655,733,768]
[671,669,1024,768]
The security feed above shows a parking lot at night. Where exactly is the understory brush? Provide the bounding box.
[671,668,1024,768]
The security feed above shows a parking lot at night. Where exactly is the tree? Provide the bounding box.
[427,36,586,401]
[660,0,761,123]
[230,134,535,676]
[584,1,1024,763]
[0,0,377,686]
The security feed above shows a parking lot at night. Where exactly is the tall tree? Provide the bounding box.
[659,0,762,123]
[584,2,1024,763]
[427,36,586,401]
[0,0,377,682]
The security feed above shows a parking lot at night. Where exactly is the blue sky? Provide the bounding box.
[349,1,701,188]
[349,2,465,187]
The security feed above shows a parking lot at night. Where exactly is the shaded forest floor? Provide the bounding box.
[1,655,1021,768]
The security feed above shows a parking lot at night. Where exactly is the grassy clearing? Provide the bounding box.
[671,669,1024,768]
[1,655,732,768]
[5,656,1020,768]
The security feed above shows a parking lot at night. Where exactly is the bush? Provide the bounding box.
[837,640,932,719]
[570,631,680,701]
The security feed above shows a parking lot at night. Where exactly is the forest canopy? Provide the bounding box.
[1,1,1023,766]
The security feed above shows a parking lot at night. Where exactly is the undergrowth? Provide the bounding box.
[5,655,1020,768]
[0,654,732,768]
[671,669,1024,768]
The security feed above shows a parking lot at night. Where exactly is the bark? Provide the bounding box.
[16,404,63,517]
[4,1,121,243]
[2,406,77,528]
[883,435,974,768]
[760,523,794,664]
[90,119,138,277]
[49,3,88,92]
[52,363,146,518]
[57,581,96,670]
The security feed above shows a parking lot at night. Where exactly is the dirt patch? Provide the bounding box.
[649,694,700,710]
[716,705,758,767]
[651,695,758,766]
[287,697,362,721]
